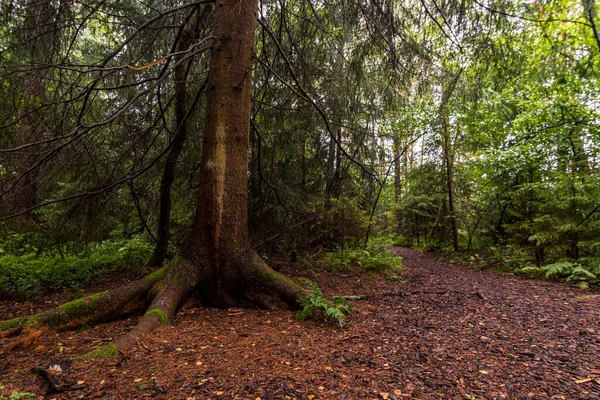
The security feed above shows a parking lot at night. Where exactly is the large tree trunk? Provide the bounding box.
[184,0,303,308]
[1,0,305,355]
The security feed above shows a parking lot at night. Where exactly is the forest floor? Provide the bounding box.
[1,246,599,399]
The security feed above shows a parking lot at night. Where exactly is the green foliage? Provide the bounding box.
[79,344,120,360]
[324,244,403,275]
[0,236,152,299]
[0,386,35,400]
[520,260,598,284]
[306,197,370,249]
[296,278,352,328]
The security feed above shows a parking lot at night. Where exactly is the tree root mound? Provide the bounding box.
[0,251,305,356]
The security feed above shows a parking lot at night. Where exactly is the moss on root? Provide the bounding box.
[0,316,42,331]
[59,291,107,318]
[253,260,297,287]
[147,266,167,285]
[0,317,23,331]
[146,309,169,325]
[79,344,120,359]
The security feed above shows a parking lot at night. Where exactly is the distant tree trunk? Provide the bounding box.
[583,0,600,51]
[393,138,403,203]
[149,28,197,267]
[443,117,459,252]
[327,127,343,198]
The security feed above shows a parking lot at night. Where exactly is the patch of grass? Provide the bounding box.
[296,278,352,328]
[0,390,36,400]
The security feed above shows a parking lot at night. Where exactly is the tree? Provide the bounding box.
[1,0,305,355]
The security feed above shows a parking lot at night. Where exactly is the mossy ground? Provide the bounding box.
[79,344,120,359]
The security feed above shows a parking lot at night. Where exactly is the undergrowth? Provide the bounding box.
[0,385,35,400]
[450,245,599,288]
[296,278,352,328]
[0,235,152,299]
[519,260,599,288]
[323,244,404,279]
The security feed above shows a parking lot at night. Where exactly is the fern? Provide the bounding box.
[539,260,597,282]
[296,278,352,328]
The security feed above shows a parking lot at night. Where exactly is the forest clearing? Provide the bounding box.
[1,247,599,399]
[1,0,600,398]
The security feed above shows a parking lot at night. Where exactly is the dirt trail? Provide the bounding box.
[1,247,599,399]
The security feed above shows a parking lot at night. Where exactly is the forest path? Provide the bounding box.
[375,246,600,399]
[1,247,600,399]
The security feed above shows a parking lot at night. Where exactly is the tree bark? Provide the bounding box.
[393,138,403,203]
[183,0,303,308]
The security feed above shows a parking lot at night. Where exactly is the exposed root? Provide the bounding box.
[2,252,309,359]
[244,251,307,309]
[112,259,200,352]
[0,266,167,334]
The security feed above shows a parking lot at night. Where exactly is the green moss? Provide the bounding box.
[254,266,274,282]
[79,344,120,359]
[170,271,189,286]
[59,291,106,317]
[0,316,41,331]
[0,317,23,331]
[147,266,167,285]
[146,309,169,325]
[255,263,296,286]
[23,316,42,329]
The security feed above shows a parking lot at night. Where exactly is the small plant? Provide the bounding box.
[0,392,36,400]
[296,278,352,328]
[384,273,407,283]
